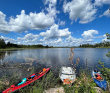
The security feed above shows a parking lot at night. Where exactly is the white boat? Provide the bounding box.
[59,66,76,84]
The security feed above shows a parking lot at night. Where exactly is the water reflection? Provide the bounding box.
[0,48,110,79]
[0,51,6,64]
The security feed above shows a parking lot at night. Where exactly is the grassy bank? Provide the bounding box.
[78,47,110,48]
[0,47,52,51]
[0,48,22,51]
[96,47,110,48]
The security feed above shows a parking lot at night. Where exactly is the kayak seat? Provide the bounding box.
[28,75,35,80]
[38,71,43,75]
[95,74,103,80]
[35,73,40,76]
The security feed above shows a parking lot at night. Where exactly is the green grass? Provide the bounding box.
[0,48,19,51]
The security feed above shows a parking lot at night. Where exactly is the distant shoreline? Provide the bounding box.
[79,47,110,48]
[0,48,49,51]
[0,47,110,51]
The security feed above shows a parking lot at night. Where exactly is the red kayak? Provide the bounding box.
[3,68,50,93]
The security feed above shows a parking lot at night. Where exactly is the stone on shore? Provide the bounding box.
[93,87,103,93]
[44,87,65,93]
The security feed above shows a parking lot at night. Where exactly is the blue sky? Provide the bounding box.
[0,0,110,46]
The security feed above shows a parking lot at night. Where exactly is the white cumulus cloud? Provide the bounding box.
[40,24,71,39]
[0,36,17,43]
[82,30,98,39]
[0,11,12,33]
[54,38,63,44]
[65,35,94,46]
[59,21,65,26]
[41,38,64,46]
[100,9,110,17]
[44,0,59,18]
[17,33,39,44]
[94,0,110,6]
[0,0,59,33]
[0,10,55,33]
[9,10,55,32]
[44,0,57,5]
[63,0,97,24]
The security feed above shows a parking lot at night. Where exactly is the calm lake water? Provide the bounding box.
[0,48,110,79]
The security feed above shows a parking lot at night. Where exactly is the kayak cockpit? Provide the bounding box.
[92,69,107,90]
[14,78,27,86]
[93,70,103,81]
[27,74,36,80]
[59,67,76,85]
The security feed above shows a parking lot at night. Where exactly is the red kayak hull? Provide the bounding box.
[3,68,50,93]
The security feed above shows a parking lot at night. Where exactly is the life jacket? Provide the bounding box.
[63,78,72,84]
[39,68,46,74]
[43,68,46,72]
[96,76,102,80]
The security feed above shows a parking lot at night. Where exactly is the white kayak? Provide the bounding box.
[59,66,76,84]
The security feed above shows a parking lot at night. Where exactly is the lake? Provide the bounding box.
[0,48,110,79]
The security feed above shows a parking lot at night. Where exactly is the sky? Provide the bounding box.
[0,0,110,46]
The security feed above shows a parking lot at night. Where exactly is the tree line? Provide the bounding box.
[79,41,110,48]
[1,38,110,48]
[0,39,50,49]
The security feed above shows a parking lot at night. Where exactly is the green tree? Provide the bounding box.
[106,33,110,39]
[7,41,11,47]
[106,33,110,58]
[45,45,49,48]
[0,39,6,48]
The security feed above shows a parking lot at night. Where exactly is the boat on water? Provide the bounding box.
[92,69,107,90]
[59,66,76,84]
[3,67,50,93]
